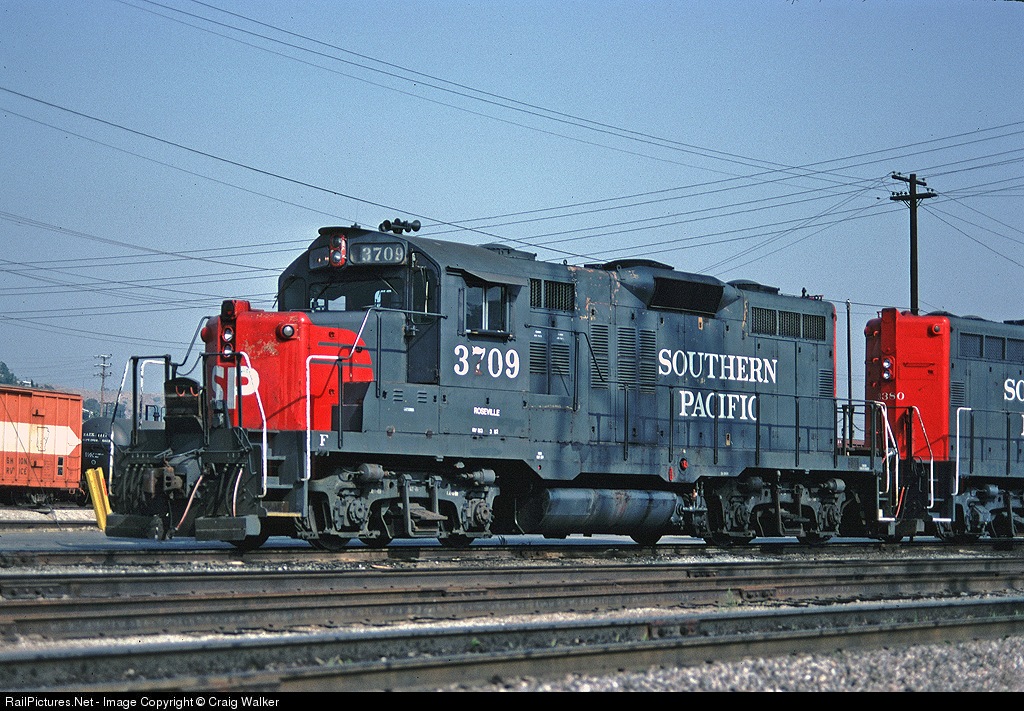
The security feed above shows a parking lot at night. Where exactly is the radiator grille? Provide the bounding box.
[780,310,801,338]
[530,279,575,311]
[803,314,827,341]
[751,306,777,335]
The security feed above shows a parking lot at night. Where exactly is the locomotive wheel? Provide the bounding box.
[359,531,393,548]
[949,533,981,545]
[230,530,270,552]
[630,533,662,547]
[796,532,833,546]
[703,532,754,547]
[439,532,474,549]
[359,508,394,548]
[934,522,981,545]
[310,533,349,551]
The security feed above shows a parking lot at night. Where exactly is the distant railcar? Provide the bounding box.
[82,416,132,474]
[0,385,84,506]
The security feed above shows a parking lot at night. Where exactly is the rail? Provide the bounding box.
[906,405,944,520]
[303,309,370,484]
[661,386,887,472]
[872,401,902,523]
[955,406,971,497]
[953,406,1024,484]
[304,354,345,484]
[108,357,170,489]
[234,351,269,501]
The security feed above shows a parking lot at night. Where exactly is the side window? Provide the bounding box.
[466,283,507,333]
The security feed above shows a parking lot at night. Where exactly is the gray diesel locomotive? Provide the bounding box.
[102,222,944,548]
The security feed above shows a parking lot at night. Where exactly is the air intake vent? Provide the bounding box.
[591,324,610,389]
[818,369,835,397]
[551,343,571,376]
[529,342,547,375]
[639,330,657,394]
[617,328,638,388]
[951,381,967,407]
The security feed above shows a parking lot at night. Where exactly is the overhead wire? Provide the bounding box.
[0,2,1019,310]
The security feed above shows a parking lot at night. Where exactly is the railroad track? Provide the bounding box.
[0,507,97,533]
[4,596,1024,691]
[3,548,1024,690]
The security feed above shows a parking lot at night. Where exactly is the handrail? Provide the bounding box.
[954,406,972,497]
[872,400,901,522]
[108,357,167,489]
[236,352,269,499]
[303,306,384,484]
[304,347,363,482]
[908,405,947,522]
[352,308,374,353]
[304,354,344,483]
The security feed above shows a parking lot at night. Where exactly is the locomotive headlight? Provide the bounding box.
[222,327,234,343]
[222,345,234,357]
[882,358,892,369]
[329,235,347,267]
[277,323,296,340]
[882,370,892,380]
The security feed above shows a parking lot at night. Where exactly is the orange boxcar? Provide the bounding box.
[0,385,84,505]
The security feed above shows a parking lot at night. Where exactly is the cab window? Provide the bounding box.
[309,273,406,312]
[465,283,507,333]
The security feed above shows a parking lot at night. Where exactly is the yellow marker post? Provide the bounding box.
[84,468,112,531]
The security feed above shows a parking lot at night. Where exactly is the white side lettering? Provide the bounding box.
[677,389,759,421]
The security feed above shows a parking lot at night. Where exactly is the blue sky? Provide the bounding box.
[1,0,1022,398]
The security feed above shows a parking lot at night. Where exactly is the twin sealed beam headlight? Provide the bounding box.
[881,358,893,380]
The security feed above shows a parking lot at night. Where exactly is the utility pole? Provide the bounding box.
[890,173,937,315]
[94,354,112,409]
